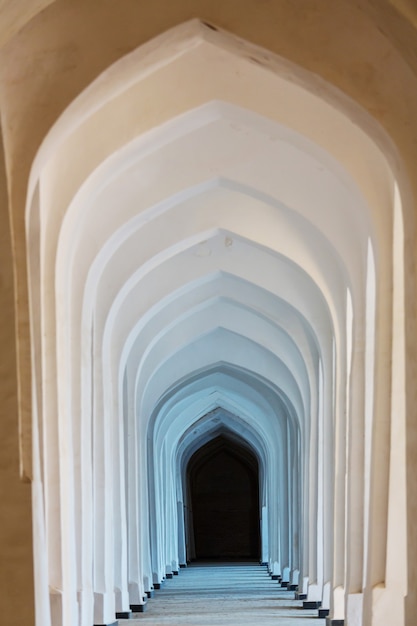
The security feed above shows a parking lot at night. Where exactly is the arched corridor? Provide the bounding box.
[24,20,407,624]
[1,5,417,626]
[24,19,409,626]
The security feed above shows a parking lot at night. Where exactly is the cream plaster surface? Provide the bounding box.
[0,0,54,47]
[0,135,34,623]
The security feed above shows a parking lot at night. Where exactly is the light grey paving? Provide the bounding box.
[127,562,325,625]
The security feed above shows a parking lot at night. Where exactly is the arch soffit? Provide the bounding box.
[24,23,391,425]
[30,39,388,456]
[148,365,303,449]
[53,106,370,379]
[155,379,295,450]
[27,20,394,244]
[133,316,311,423]
[151,390,295,507]
[50,111,360,416]
[99,228,338,411]
[138,326,307,422]
[84,230,334,438]
[121,274,321,387]
[27,24,392,354]
[114,274,319,459]
[98,231,336,377]
[154,378,300,504]
[186,432,260,479]
[130,296,313,402]
[62,112,368,301]
[178,409,269,473]
[181,425,263,494]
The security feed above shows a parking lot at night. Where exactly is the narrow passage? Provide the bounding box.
[128,562,325,625]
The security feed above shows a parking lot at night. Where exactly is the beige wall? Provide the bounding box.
[0,134,34,624]
[0,0,54,47]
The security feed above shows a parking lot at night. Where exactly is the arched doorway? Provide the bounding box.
[188,434,260,560]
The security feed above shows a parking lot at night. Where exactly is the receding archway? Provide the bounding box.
[188,434,260,560]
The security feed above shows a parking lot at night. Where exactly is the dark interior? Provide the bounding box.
[188,434,260,560]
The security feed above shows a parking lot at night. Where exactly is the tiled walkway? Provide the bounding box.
[128,562,325,625]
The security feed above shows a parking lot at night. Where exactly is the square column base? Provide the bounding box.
[303,600,321,609]
[295,592,307,600]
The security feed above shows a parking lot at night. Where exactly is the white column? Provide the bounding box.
[92,321,116,625]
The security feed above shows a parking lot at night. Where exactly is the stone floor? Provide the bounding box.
[127,562,325,625]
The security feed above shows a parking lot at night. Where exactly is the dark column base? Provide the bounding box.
[130,604,146,613]
[271,574,279,580]
[180,563,187,568]
[295,592,307,600]
[260,562,268,566]
[94,622,118,626]
[173,570,179,576]
[319,608,330,618]
[116,611,132,619]
[280,581,289,587]
[146,590,155,599]
[325,619,344,626]
[303,600,322,609]
[153,582,162,589]
[289,584,297,591]
[166,573,173,579]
